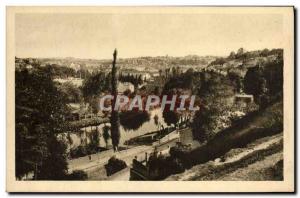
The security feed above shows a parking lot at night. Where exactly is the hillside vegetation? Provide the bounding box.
[147,101,283,180]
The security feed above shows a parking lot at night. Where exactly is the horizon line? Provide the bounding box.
[15,47,283,61]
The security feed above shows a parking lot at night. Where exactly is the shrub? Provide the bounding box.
[147,155,185,180]
[69,143,101,159]
[169,146,192,169]
[67,170,88,180]
[262,106,283,132]
[271,160,283,180]
[105,156,127,176]
[69,145,87,158]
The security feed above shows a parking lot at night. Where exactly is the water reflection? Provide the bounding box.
[94,108,167,146]
[119,111,150,131]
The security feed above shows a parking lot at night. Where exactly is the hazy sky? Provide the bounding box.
[15,13,283,59]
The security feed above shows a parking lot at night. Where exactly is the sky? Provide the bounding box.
[15,13,283,59]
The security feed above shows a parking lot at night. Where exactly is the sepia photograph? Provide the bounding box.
[6,6,294,192]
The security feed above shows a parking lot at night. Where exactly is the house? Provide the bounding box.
[234,94,254,107]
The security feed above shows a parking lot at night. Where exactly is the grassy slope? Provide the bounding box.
[188,101,283,165]
[165,101,283,180]
[166,133,283,181]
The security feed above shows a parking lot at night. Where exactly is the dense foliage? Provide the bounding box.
[162,69,236,142]
[119,73,143,87]
[67,170,88,180]
[119,111,150,130]
[57,82,82,103]
[43,64,77,78]
[162,68,199,92]
[105,156,127,176]
[15,67,70,180]
[81,72,111,102]
[145,101,283,180]
[244,58,283,108]
[192,72,235,141]
[162,48,283,143]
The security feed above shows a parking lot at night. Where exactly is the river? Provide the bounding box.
[69,108,168,149]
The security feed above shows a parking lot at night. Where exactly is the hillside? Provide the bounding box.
[16,48,283,78]
[166,133,283,181]
[161,101,283,181]
[206,48,283,77]
[21,55,216,72]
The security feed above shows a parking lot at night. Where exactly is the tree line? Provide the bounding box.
[161,51,283,142]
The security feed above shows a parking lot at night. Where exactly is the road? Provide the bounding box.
[68,145,153,172]
[68,134,179,180]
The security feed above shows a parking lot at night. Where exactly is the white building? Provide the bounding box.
[234,94,254,107]
[118,82,134,93]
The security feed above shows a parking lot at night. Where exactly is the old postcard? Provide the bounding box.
[6,6,294,192]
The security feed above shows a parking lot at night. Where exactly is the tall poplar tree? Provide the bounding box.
[110,49,120,151]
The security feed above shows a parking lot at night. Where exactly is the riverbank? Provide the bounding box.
[67,132,179,180]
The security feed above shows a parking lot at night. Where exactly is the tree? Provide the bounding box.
[153,86,160,95]
[81,72,110,102]
[43,64,76,79]
[263,59,283,96]
[228,51,236,59]
[159,69,162,77]
[67,170,88,180]
[105,156,127,176]
[120,111,150,131]
[15,67,69,180]
[162,70,195,92]
[163,111,180,128]
[237,48,244,56]
[36,136,68,180]
[260,48,270,57]
[81,72,111,115]
[243,66,266,102]
[192,72,235,142]
[110,49,121,152]
[102,125,111,149]
[57,82,82,103]
[192,106,211,141]
[118,73,142,88]
[154,114,159,126]
[244,55,283,108]
[89,129,100,152]
[228,71,243,93]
